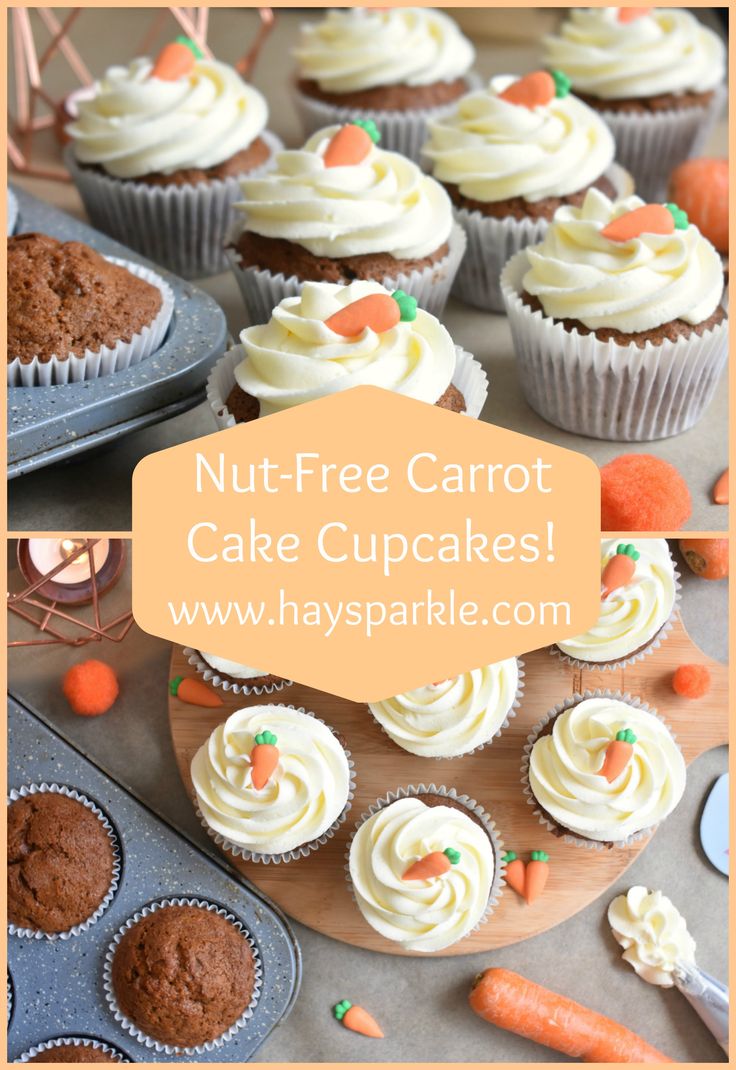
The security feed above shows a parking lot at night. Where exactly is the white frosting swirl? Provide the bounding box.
[349,796,495,952]
[233,280,456,414]
[543,8,726,100]
[558,538,676,664]
[199,652,268,679]
[369,659,518,757]
[423,75,615,203]
[68,56,268,178]
[294,8,474,92]
[528,697,686,841]
[191,704,350,855]
[608,886,696,986]
[523,188,724,330]
[234,126,452,259]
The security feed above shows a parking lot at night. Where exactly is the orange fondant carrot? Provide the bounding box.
[469,968,673,1062]
[151,36,202,81]
[500,71,556,108]
[599,729,636,782]
[600,542,639,599]
[601,204,677,243]
[323,119,380,168]
[713,468,729,505]
[524,851,549,905]
[402,846,460,881]
[618,7,652,23]
[502,852,526,899]
[325,293,400,337]
[333,1000,384,1038]
[169,675,222,708]
[250,730,279,790]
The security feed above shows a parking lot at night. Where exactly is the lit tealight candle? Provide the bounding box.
[27,537,110,585]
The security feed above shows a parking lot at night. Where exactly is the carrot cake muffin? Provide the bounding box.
[8,791,115,934]
[195,651,285,691]
[27,1041,124,1063]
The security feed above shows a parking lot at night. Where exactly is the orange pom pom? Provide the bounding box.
[669,158,728,253]
[600,454,692,532]
[672,664,712,699]
[62,659,119,717]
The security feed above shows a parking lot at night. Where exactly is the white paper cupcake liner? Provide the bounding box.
[7,971,13,1027]
[501,249,728,441]
[226,220,467,325]
[551,557,682,672]
[206,343,486,432]
[183,647,293,696]
[196,705,356,864]
[369,658,525,760]
[103,897,262,1056]
[345,784,506,950]
[7,258,174,388]
[15,1037,131,1063]
[597,84,727,203]
[7,784,121,941]
[451,163,632,313]
[64,131,283,279]
[520,689,682,850]
[7,187,18,235]
[292,72,482,163]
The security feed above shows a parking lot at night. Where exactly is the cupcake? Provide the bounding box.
[347,787,501,952]
[554,538,678,669]
[368,658,522,758]
[207,280,487,427]
[292,8,475,161]
[7,787,119,937]
[20,1039,129,1063]
[522,693,686,847]
[108,901,258,1052]
[7,233,173,388]
[423,70,623,312]
[542,8,726,202]
[191,704,353,861]
[186,649,290,695]
[501,189,727,440]
[227,123,466,324]
[65,38,280,278]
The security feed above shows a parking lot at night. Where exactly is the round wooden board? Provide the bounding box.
[169,617,727,956]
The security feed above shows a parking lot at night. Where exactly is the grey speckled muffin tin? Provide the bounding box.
[8,187,227,479]
[7,697,301,1063]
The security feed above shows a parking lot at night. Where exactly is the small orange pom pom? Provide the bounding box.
[62,659,119,716]
[669,158,728,253]
[672,664,712,699]
[600,454,691,532]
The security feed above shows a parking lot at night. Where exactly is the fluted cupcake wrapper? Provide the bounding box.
[15,1037,131,1063]
[551,559,682,672]
[103,897,262,1057]
[7,187,18,235]
[370,658,525,760]
[183,647,293,696]
[598,85,727,203]
[7,258,174,388]
[196,705,356,864]
[226,220,467,325]
[291,71,482,164]
[7,971,13,1028]
[450,162,633,313]
[520,689,682,850]
[501,249,728,442]
[206,344,487,432]
[64,131,282,280]
[344,784,506,951]
[7,784,121,941]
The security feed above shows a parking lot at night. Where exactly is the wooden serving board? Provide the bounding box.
[169,617,727,956]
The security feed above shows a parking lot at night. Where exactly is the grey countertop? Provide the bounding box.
[7,9,729,532]
[7,539,728,1063]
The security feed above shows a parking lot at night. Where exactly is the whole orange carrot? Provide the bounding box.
[333,999,384,1038]
[250,730,279,790]
[169,676,222,708]
[469,968,673,1062]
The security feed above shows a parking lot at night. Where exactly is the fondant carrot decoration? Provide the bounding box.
[600,728,637,783]
[169,675,223,708]
[601,202,688,243]
[402,846,461,881]
[499,69,570,108]
[250,730,279,789]
[151,36,203,81]
[325,289,417,337]
[525,850,549,905]
[333,1000,384,1038]
[618,7,651,23]
[713,468,729,504]
[323,119,380,168]
[502,852,526,899]
[601,542,640,599]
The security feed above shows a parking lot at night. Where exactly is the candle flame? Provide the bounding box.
[60,538,89,566]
